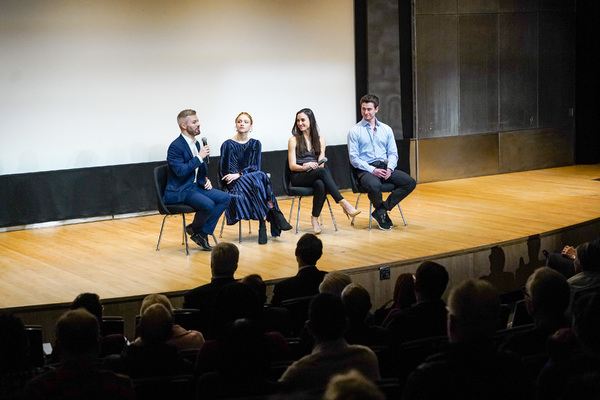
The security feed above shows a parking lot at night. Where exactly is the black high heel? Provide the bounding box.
[269,208,292,231]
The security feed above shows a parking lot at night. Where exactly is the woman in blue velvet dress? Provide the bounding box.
[220,112,292,244]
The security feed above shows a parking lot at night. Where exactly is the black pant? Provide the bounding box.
[290,168,343,217]
[357,169,416,211]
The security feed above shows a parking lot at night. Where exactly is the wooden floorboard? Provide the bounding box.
[1,164,600,309]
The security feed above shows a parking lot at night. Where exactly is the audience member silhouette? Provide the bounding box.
[183,242,239,334]
[515,235,545,288]
[279,293,380,393]
[500,267,570,358]
[401,279,533,400]
[376,272,416,326]
[341,283,391,347]
[116,304,193,379]
[69,292,127,358]
[241,274,293,337]
[546,243,577,279]
[480,246,516,294]
[0,313,43,399]
[319,271,352,297]
[386,261,449,343]
[196,318,280,399]
[568,238,600,299]
[24,309,134,399]
[323,369,385,400]
[270,233,327,306]
[134,294,204,351]
[537,292,600,400]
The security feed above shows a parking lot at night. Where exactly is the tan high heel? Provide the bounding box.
[311,217,322,235]
[340,200,361,219]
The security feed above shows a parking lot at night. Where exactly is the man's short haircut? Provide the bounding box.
[309,293,347,341]
[177,109,197,129]
[71,292,102,321]
[211,242,239,277]
[139,303,173,344]
[575,238,600,272]
[415,261,449,299]
[241,274,267,305]
[526,267,570,318]
[295,233,323,266]
[324,369,385,400]
[360,94,379,108]
[341,283,372,320]
[56,309,100,356]
[447,279,500,340]
[319,271,352,296]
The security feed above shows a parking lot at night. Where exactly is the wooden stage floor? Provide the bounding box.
[2,164,600,310]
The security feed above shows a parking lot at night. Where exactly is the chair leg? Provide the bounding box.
[238,221,242,243]
[182,214,190,255]
[295,197,302,234]
[248,220,252,234]
[211,233,218,246]
[156,215,168,251]
[289,197,295,222]
[369,202,373,230]
[398,204,407,226]
[219,216,225,239]
[351,194,362,226]
[325,197,338,232]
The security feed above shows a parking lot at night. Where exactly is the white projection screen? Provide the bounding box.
[0,0,355,176]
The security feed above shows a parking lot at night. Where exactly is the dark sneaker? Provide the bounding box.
[371,210,391,230]
[384,212,394,227]
[190,232,212,251]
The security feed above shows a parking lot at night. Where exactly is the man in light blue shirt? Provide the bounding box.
[347,94,416,230]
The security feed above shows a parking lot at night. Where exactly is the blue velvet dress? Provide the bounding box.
[219,139,281,236]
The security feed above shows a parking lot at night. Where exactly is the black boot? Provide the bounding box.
[269,208,292,231]
[258,220,267,245]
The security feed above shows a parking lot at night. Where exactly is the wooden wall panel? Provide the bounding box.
[459,14,499,134]
[415,14,459,139]
[417,134,498,182]
[498,12,538,131]
[499,128,574,173]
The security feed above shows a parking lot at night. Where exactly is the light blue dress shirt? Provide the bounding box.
[347,118,399,173]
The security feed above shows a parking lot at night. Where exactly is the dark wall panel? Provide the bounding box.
[499,0,538,12]
[459,14,499,134]
[498,12,538,131]
[367,0,403,138]
[538,11,575,128]
[415,15,459,139]
[499,128,574,173]
[458,0,499,13]
[417,134,498,182]
[415,0,457,15]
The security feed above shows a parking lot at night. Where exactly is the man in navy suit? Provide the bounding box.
[164,109,231,251]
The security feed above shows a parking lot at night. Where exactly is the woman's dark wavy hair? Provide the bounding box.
[291,108,321,157]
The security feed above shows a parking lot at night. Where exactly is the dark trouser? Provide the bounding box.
[290,168,343,217]
[357,169,416,212]
[184,187,232,235]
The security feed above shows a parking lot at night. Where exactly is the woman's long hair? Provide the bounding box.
[291,108,321,157]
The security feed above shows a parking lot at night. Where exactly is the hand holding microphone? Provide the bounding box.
[307,157,328,172]
[200,137,210,164]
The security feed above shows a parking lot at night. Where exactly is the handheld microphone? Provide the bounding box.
[201,137,210,164]
[307,157,328,172]
[383,158,388,169]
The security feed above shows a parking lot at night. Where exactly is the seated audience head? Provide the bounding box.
[524,267,570,326]
[323,369,385,400]
[70,292,103,321]
[393,273,417,309]
[219,318,269,378]
[307,293,348,343]
[210,282,262,338]
[446,279,500,343]
[241,274,267,305]
[211,242,239,277]
[574,238,600,274]
[55,309,101,361]
[140,293,175,318]
[138,303,173,345]
[295,233,323,267]
[319,271,352,296]
[341,283,372,322]
[0,313,29,373]
[573,292,600,356]
[414,261,449,302]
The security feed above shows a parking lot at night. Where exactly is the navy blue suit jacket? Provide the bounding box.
[164,134,209,204]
